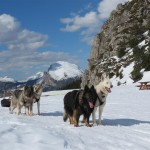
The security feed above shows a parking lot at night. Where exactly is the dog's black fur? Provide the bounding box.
[63,85,98,127]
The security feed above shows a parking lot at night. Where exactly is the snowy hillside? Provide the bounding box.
[139,71,150,82]
[0,85,150,150]
[108,30,150,86]
[48,61,83,81]
[27,72,44,81]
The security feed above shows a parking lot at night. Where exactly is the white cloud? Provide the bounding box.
[60,11,100,44]
[0,48,75,72]
[0,14,77,79]
[60,0,128,44]
[0,14,19,32]
[98,0,128,19]
[60,11,99,32]
[60,18,73,24]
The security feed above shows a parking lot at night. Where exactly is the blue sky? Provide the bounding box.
[0,0,128,80]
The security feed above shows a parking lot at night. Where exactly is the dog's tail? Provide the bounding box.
[63,110,68,122]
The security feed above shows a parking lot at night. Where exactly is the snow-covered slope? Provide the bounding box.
[27,61,83,82]
[108,30,150,86]
[27,72,44,81]
[48,61,83,81]
[0,85,150,150]
[138,71,150,82]
[112,62,134,86]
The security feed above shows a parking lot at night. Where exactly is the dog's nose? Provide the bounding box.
[111,85,113,88]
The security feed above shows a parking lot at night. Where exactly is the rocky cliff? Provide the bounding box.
[81,0,150,87]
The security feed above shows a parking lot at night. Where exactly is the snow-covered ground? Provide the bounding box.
[0,85,150,150]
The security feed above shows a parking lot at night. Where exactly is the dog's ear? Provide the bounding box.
[101,72,108,81]
[84,85,89,91]
[90,85,94,90]
[107,74,110,79]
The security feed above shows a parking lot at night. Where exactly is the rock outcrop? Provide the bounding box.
[81,0,150,87]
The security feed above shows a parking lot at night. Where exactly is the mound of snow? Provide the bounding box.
[138,71,150,82]
[48,61,83,81]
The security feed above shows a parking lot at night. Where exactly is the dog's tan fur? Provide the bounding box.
[24,83,43,115]
[10,86,34,116]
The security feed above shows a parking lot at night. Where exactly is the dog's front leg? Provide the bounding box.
[73,109,80,127]
[69,115,74,124]
[29,103,33,116]
[17,103,21,115]
[85,115,92,127]
[98,106,104,125]
[9,98,15,114]
[37,100,40,115]
[25,106,30,115]
[92,107,97,125]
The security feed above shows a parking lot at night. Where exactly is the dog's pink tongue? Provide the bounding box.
[109,88,112,93]
[108,88,111,93]
[89,102,94,108]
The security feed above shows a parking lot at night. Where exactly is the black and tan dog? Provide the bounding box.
[63,85,98,127]
[10,85,34,116]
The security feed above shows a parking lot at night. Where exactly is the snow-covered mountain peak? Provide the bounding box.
[27,72,44,81]
[0,76,16,83]
[48,61,83,81]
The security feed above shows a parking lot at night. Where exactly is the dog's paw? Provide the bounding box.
[92,123,97,126]
[29,111,33,116]
[97,122,102,126]
[86,124,93,127]
[17,113,20,116]
[74,124,79,127]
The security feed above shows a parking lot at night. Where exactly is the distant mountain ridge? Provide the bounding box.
[0,61,83,96]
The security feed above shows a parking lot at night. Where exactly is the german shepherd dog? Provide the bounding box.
[92,73,113,125]
[24,84,43,115]
[10,86,34,115]
[63,85,98,127]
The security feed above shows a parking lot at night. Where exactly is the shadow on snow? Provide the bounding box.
[102,118,150,126]
[40,111,63,116]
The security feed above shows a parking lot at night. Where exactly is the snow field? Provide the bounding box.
[0,85,150,150]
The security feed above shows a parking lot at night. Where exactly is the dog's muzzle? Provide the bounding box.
[105,87,111,93]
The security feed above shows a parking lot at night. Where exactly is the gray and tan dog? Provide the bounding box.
[32,83,43,115]
[25,84,43,115]
[10,86,35,116]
